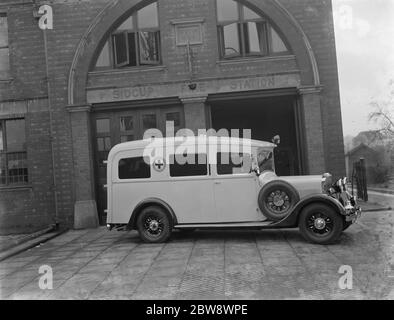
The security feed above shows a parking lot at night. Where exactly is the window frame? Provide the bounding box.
[216,1,289,59]
[0,12,10,80]
[112,30,132,68]
[0,118,29,186]
[104,2,161,70]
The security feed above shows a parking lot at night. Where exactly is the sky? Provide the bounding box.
[332,0,394,136]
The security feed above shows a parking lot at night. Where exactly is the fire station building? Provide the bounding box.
[0,0,346,233]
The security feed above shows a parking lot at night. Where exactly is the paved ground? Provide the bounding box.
[0,210,393,300]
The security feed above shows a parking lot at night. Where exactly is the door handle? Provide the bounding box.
[214,182,221,185]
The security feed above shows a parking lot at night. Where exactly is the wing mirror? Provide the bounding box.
[272,135,280,145]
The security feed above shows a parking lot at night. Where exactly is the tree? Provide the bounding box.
[368,80,394,180]
[368,80,394,138]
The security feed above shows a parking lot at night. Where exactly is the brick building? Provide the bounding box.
[0,0,346,234]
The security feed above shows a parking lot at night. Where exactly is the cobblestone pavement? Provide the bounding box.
[0,211,393,300]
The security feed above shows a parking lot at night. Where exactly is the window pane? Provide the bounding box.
[138,2,158,29]
[0,122,3,151]
[270,26,287,53]
[96,119,110,133]
[245,22,265,54]
[142,114,157,131]
[113,33,129,66]
[166,112,181,127]
[104,137,111,151]
[243,6,261,20]
[257,148,274,172]
[217,0,238,22]
[95,42,111,68]
[97,138,105,152]
[7,152,28,184]
[0,14,8,47]
[120,135,134,143]
[117,16,133,31]
[217,153,252,175]
[0,48,10,73]
[0,154,6,184]
[120,116,134,131]
[6,119,26,152]
[139,31,160,64]
[97,137,111,151]
[221,23,240,56]
[169,154,207,177]
[119,156,151,179]
[124,33,137,66]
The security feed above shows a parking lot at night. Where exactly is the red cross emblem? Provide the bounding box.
[153,158,165,172]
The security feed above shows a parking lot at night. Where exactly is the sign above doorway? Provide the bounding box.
[87,74,301,104]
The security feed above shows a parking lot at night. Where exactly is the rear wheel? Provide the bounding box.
[137,206,172,243]
[298,203,343,244]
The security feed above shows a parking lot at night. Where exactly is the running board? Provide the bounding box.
[174,221,274,229]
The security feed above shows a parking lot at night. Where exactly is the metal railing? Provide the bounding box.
[352,157,368,201]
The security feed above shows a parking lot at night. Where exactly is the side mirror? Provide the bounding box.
[272,135,280,145]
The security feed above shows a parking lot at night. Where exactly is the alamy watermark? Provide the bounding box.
[37,5,53,30]
[141,121,257,167]
[38,265,53,290]
[338,265,353,290]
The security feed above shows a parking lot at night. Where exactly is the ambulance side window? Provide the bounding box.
[118,156,151,179]
[169,153,208,177]
[217,152,252,175]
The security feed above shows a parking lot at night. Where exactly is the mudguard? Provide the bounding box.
[128,198,178,230]
[270,194,346,228]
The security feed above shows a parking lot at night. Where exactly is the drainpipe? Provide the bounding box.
[42,25,59,227]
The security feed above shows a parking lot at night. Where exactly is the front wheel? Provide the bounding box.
[298,203,343,244]
[137,206,172,243]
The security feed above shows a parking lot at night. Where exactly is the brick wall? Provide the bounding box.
[0,100,56,234]
[0,2,56,234]
[279,0,346,177]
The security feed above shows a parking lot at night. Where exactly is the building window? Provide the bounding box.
[94,2,161,70]
[216,0,289,59]
[0,13,10,80]
[0,119,28,186]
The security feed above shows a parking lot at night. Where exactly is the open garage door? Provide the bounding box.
[209,93,303,176]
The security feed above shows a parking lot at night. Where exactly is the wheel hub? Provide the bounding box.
[273,194,285,207]
[149,220,159,232]
[313,217,326,230]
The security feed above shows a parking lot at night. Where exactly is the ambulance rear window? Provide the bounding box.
[118,156,151,179]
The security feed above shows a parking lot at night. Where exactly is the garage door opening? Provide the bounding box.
[209,94,303,176]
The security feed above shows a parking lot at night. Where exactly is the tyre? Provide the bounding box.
[298,203,343,244]
[258,180,300,222]
[137,206,172,243]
